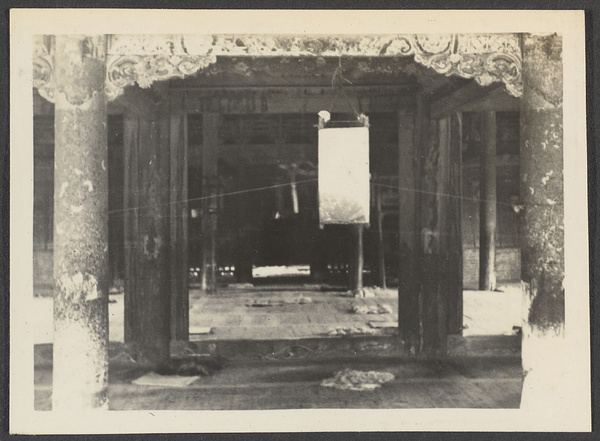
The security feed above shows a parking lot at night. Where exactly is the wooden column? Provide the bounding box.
[417,112,463,354]
[435,117,451,350]
[374,183,386,289]
[169,91,189,341]
[348,224,364,292]
[519,33,565,410]
[123,90,171,363]
[310,186,327,284]
[397,110,419,351]
[52,35,109,410]
[201,113,219,292]
[479,111,497,291]
[123,112,140,346]
[310,232,327,283]
[419,114,442,353]
[233,166,254,284]
[447,113,464,335]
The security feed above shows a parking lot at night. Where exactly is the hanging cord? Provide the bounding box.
[372,181,517,208]
[327,55,361,120]
[107,178,318,215]
[109,177,519,216]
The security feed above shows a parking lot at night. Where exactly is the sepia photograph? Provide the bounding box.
[9,8,591,433]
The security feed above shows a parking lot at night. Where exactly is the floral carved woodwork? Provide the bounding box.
[33,33,523,102]
[33,36,56,103]
[105,54,217,100]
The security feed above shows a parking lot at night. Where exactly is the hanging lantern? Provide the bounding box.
[318,112,370,227]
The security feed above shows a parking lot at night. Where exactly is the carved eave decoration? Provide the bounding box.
[33,33,523,103]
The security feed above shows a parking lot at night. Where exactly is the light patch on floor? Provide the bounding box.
[132,372,200,388]
[368,321,398,328]
[188,326,212,334]
[462,284,522,336]
[321,368,395,391]
[252,265,310,278]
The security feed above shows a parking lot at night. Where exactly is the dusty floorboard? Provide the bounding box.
[34,356,522,411]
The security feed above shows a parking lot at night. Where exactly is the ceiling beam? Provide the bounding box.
[430,82,520,119]
[182,85,417,115]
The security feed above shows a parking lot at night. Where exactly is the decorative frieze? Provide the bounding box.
[33,33,524,102]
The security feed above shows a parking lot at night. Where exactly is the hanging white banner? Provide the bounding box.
[318,126,370,226]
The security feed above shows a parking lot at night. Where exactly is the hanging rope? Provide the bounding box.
[372,181,517,208]
[327,55,361,120]
[107,178,319,215]
[108,176,517,216]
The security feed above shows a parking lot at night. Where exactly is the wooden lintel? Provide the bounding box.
[173,84,416,96]
[430,83,519,119]
[183,85,416,114]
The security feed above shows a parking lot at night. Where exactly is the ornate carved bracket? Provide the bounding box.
[33,36,56,103]
[384,34,522,97]
[33,33,523,103]
[105,54,217,100]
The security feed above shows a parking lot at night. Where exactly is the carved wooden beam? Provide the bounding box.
[33,33,523,103]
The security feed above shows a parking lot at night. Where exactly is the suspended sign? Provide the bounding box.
[318,117,370,227]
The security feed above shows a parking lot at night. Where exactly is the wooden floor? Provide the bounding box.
[189,285,399,340]
[32,284,523,411]
[34,350,522,410]
[32,283,522,344]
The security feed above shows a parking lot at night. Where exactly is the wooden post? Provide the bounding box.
[138,115,171,361]
[123,112,140,345]
[436,117,451,350]
[375,184,386,289]
[234,166,254,284]
[169,91,189,341]
[310,225,327,283]
[435,114,464,343]
[479,111,497,291]
[348,224,364,293]
[201,113,219,292]
[52,35,109,410]
[519,33,565,410]
[412,92,425,352]
[123,91,171,363]
[397,110,419,351]
[419,115,442,353]
[447,113,464,335]
[417,112,462,354]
